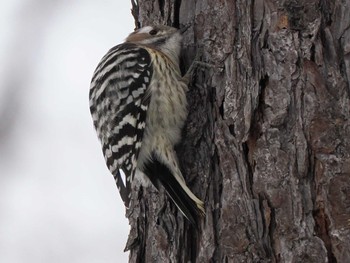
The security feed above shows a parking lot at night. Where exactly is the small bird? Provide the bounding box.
[89,25,204,225]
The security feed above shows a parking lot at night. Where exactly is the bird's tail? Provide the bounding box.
[144,153,205,226]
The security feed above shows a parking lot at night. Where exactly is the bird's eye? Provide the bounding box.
[149,29,158,35]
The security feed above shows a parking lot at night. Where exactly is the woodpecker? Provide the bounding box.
[89,25,205,225]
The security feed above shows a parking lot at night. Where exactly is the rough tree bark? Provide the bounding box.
[125,0,350,262]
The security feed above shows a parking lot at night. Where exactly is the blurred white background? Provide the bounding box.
[0,1,134,262]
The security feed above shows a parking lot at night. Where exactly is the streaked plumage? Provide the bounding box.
[89,25,204,225]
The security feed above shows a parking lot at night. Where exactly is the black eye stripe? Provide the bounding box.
[154,37,166,45]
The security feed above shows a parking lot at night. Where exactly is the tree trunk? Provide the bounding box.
[125,0,350,262]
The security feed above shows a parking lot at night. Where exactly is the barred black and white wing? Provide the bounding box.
[89,43,152,207]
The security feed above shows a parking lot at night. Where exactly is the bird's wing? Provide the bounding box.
[89,43,152,206]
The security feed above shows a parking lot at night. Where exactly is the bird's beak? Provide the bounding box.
[179,24,191,34]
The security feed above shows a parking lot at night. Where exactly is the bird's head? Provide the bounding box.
[125,25,188,62]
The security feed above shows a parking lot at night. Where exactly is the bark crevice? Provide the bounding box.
[313,206,337,263]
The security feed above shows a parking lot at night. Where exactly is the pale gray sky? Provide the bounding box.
[0,1,134,262]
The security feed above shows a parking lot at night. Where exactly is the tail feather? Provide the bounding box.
[143,153,204,226]
[114,170,130,207]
